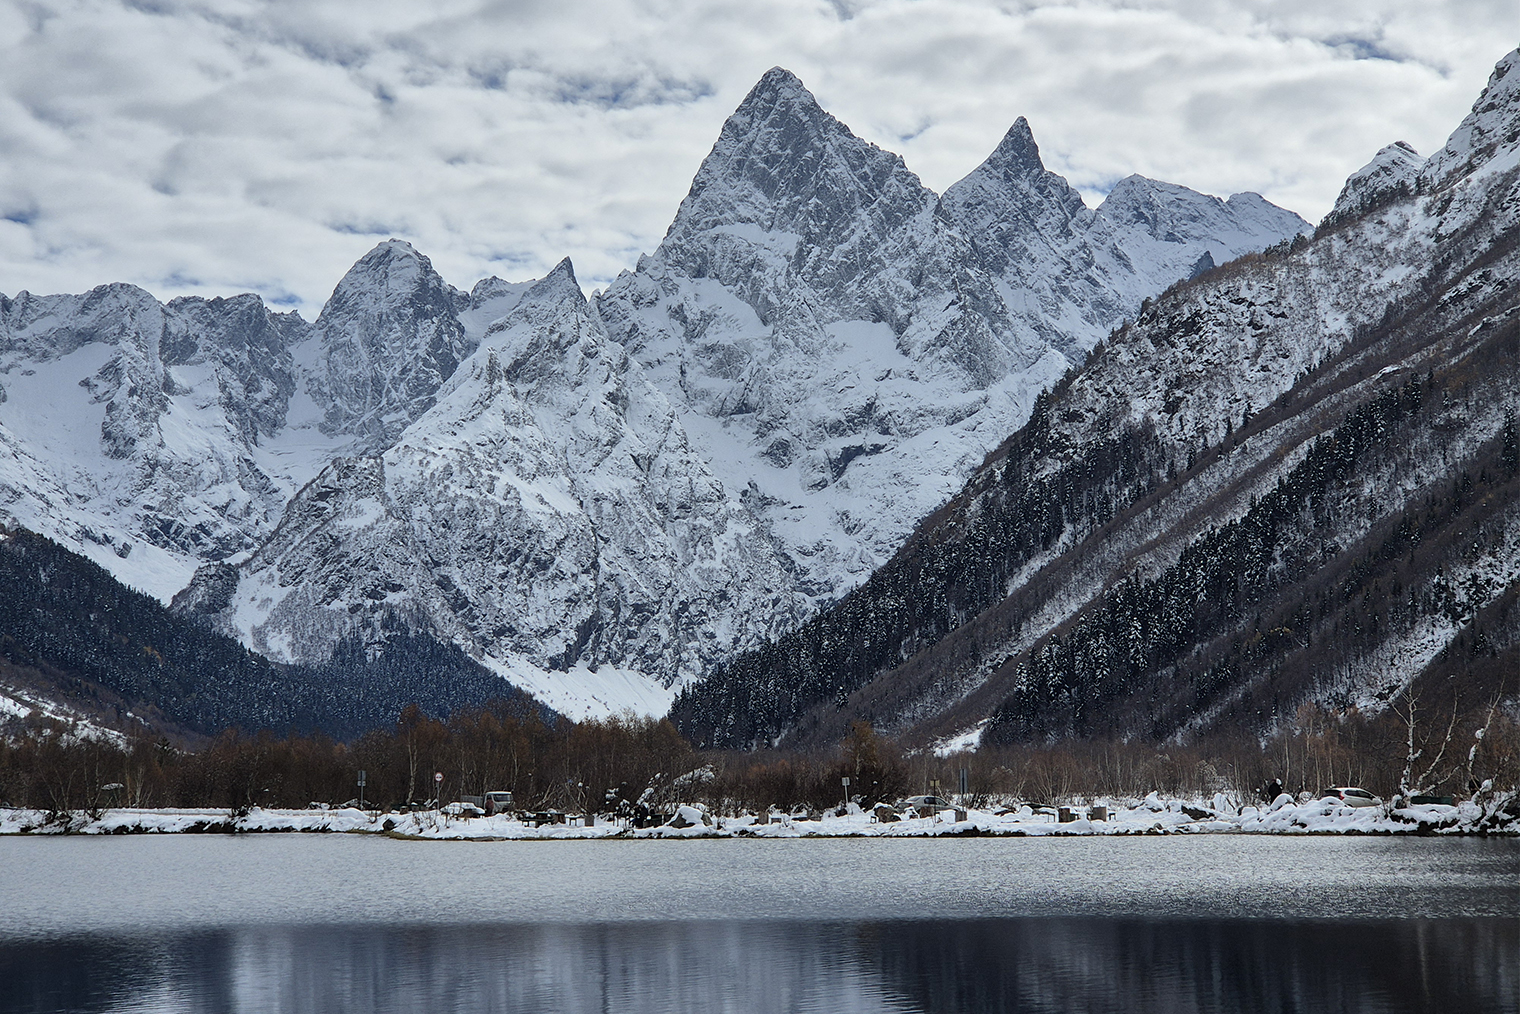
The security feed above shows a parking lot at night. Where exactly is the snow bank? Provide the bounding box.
[2,794,1513,839]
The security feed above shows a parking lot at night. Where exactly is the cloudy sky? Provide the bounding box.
[0,0,1513,316]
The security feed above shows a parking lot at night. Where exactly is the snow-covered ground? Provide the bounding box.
[3,792,1512,838]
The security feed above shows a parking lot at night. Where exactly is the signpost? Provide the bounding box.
[357,769,367,811]
[434,771,443,811]
[841,775,851,811]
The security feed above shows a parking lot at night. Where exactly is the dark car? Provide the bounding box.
[901,795,954,811]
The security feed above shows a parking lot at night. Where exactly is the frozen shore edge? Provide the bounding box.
[4,796,1516,839]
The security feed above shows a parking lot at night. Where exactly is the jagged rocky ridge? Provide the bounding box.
[2,69,1306,720]
[672,49,1520,749]
[176,260,801,717]
[596,69,1307,606]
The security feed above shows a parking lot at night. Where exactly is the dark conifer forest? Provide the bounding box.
[0,526,547,741]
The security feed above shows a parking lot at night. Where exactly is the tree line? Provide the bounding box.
[5,697,1513,819]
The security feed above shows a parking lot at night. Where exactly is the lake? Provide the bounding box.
[1,835,1515,1013]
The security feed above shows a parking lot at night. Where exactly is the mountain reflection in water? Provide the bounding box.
[3,917,1513,1014]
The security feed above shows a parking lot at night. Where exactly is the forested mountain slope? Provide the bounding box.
[672,49,1520,749]
[0,526,547,742]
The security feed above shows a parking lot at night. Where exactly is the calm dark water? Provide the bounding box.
[1,836,1515,1013]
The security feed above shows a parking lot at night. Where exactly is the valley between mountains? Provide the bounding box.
[2,52,1517,750]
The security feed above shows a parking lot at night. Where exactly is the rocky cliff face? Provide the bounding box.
[307,240,475,450]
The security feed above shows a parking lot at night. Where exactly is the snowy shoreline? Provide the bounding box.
[3,795,1515,839]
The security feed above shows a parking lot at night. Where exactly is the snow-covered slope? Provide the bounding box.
[0,286,307,598]
[177,260,803,716]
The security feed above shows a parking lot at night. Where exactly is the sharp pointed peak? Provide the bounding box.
[356,238,426,263]
[518,257,585,308]
[727,66,830,130]
[745,66,813,102]
[758,66,804,87]
[544,256,578,285]
[985,116,1045,174]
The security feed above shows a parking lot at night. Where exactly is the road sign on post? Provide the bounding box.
[841,776,851,811]
[434,771,443,811]
[357,770,367,811]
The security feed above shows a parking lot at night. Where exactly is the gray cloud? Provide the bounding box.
[0,0,1511,316]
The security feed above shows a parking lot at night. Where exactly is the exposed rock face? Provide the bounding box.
[307,239,474,449]
[179,261,802,712]
[657,67,938,331]
[598,70,1307,609]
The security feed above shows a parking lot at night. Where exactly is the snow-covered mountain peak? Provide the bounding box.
[651,67,935,329]
[1094,175,1308,293]
[728,66,816,125]
[596,72,1308,615]
[0,283,315,598]
[502,257,582,320]
[1321,141,1424,230]
[308,239,474,449]
[939,117,1094,269]
[325,240,435,302]
[468,276,515,305]
[457,276,535,343]
[1421,48,1520,192]
[673,65,882,227]
[1097,176,1300,247]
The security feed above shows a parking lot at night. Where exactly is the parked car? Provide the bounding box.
[901,795,954,811]
[1321,787,1381,807]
